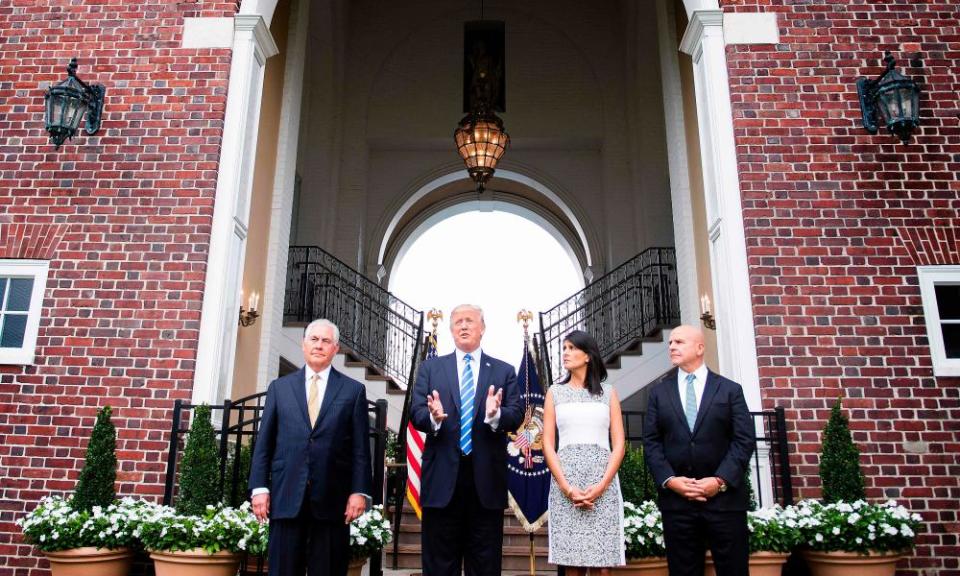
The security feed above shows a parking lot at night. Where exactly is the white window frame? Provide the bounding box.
[0,260,50,365]
[917,265,960,377]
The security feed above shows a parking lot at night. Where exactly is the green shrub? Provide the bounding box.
[177,404,222,516]
[819,398,865,503]
[222,442,253,508]
[620,444,657,504]
[72,406,117,512]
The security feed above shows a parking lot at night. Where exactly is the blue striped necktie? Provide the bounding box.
[460,353,475,455]
[684,373,698,431]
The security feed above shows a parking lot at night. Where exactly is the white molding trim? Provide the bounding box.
[181,18,234,49]
[0,259,49,366]
[680,10,763,412]
[193,14,278,405]
[655,0,701,326]
[917,265,960,377]
[257,0,310,392]
[723,13,779,45]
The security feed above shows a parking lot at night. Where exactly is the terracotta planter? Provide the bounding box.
[43,547,134,576]
[802,550,902,576]
[704,551,790,576]
[347,556,367,576]
[611,557,669,576]
[150,548,241,576]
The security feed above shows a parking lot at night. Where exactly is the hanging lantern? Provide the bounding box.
[454,109,510,192]
[857,52,921,144]
[44,58,105,149]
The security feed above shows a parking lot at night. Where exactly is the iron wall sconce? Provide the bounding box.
[44,58,105,149]
[857,51,921,144]
[239,291,260,327]
[700,294,716,331]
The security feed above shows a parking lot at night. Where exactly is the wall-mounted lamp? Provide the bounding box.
[857,51,921,144]
[44,58,105,149]
[239,291,260,327]
[699,294,716,331]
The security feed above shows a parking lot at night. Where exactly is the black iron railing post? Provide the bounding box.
[775,406,793,505]
[218,398,232,498]
[163,399,183,506]
[371,399,388,576]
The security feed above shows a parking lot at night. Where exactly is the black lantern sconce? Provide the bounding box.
[44,58,105,149]
[857,52,921,144]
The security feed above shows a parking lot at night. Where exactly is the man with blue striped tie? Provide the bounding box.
[409,304,523,576]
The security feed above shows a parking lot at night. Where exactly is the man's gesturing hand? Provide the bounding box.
[252,493,270,522]
[485,385,502,418]
[427,390,447,421]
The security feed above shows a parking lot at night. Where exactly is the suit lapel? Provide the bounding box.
[292,368,311,429]
[314,368,344,431]
[443,354,461,415]
[473,353,493,420]
[664,369,688,435]
[692,370,721,435]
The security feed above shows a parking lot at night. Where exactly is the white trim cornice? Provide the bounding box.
[679,9,722,57]
[235,14,279,64]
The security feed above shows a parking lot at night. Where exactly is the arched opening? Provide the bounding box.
[388,206,584,366]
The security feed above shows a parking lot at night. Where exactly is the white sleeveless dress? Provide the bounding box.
[548,383,625,567]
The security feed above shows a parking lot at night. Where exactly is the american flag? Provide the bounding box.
[405,332,437,520]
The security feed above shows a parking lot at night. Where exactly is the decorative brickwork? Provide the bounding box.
[0,1,235,573]
[723,0,960,572]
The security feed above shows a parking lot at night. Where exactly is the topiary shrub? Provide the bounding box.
[72,405,117,512]
[176,404,222,516]
[620,444,657,504]
[819,397,865,503]
[222,442,253,508]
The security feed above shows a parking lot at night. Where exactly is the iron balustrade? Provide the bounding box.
[163,396,389,576]
[285,246,424,388]
[539,247,680,384]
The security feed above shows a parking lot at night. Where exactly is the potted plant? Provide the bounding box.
[619,445,658,505]
[799,399,923,576]
[142,404,255,576]
[17,406,140,576]
[613,500,667,576]
[347,504,393,575]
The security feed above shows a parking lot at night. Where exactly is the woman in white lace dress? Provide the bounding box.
[543,330,626,575]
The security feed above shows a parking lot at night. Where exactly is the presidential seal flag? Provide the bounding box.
[506,336,550,532]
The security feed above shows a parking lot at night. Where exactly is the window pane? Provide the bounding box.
[935,284,960,320]
[942,324,960,359]
[6,278,34,312]
[0,278,6,309]
[0,314,27,348]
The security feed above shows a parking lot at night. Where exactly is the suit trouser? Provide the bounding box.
[268,495,350,576]
[661,508,748,576]
[421,456,504,576]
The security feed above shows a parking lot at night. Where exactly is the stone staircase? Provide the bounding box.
[382,499,556,575]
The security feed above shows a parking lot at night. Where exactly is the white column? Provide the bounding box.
[679,10,762,411]
[256,0,310,391]
[656,0,701,327]
[192,15,279,405]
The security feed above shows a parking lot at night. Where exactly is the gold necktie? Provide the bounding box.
[308,374,321,426]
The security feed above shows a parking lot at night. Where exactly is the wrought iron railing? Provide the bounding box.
[163,396,390,576]
[285,246,424,388]
[538,247,680,384]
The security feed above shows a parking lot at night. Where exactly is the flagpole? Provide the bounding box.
[517,309,537,576]
[529,532,535,575]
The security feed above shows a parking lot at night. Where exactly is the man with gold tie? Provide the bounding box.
[250,319,372,576]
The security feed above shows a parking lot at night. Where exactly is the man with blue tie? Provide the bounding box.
[249,319,372,576]
[409,304,523,576]
[642,325,756,576]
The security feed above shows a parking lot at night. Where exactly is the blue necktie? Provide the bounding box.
[684,373,698,431]
[460,354,475,455]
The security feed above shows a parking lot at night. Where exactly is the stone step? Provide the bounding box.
[386,544,555,571]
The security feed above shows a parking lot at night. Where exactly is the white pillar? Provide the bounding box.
[679,10,761,411]
[257,0,310,391]
[193,15,279,405]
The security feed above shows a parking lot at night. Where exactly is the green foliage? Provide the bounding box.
[623,500,665,559]
[222,443,253,508]
[619,444,657,505]
[72,406,117,512]
[349,505,393,560]
[745,471,758,512]
[17,496,146,552]
[748,505,804,553]
[177,404,222,516]
[794,499,922,553]
[819,398,866,503]
[136,501,268,555]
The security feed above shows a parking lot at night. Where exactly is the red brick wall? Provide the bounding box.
[722,0,960,573]
[0,2,236,574]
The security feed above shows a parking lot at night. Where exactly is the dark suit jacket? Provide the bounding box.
[249,366,372,520]
[642,368,755,512]
[409,351,523,510]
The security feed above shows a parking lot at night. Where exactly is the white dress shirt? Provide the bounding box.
[430,347,501,431]
[677,363,709,414]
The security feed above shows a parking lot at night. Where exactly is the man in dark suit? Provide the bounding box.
[409,304,523,576]
[249,318,372,576]
[642,325,756,576]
